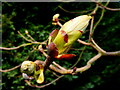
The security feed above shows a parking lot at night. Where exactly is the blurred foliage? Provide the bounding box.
[1,2,120,90]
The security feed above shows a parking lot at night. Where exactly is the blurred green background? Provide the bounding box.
[1,2,120,90]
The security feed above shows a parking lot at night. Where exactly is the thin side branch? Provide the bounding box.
[77,39,120,56]
[0,64,21,72]
[53,61,67,71]
[0,42,43,50]
[92,0,120,11]
[105,51,120,56]
[25,30,36,42]
[25,75,64,88]
[91,38,106,54]
[58,6,93,14]
[76,53,102,72]
[17,31,33,42]
[48,53,102,74]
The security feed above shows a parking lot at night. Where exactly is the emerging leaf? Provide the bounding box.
[53,15,92,54]
[34,64,44,84]
[56,54,76,60]
[21,61,36,75]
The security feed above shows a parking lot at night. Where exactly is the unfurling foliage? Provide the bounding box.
[1,1,120,90]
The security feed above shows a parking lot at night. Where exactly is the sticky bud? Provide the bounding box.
[25,30,29,34]
[21,61,35,75]
[52,15,92,54]
[52,14,60,21]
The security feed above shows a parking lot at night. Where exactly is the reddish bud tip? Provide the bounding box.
[61,30,68,43]
[79,30,83,33]
[50,29,59,36]
[47,42,58,57]
[56,54,76,60]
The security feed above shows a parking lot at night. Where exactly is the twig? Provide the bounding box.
[88,2,99,41]
[48,53,102,74]
[89,15,94,42]
[25,30,36,42]
[77,39,120,56]
[76,53,102,72]
[53,62,67,70]
[92,0,120,11]
[25,49,37,60]
[105,51,120,56]
[0,64,21,72]
[93,8,105,33]
[58,6,93,14]
[71,3,100,70]
[70,46,86,69]
[43,56,54,71]
[57,21,63,27]
[25,75,64,88]
[91,38,106,53]
[17,31,33,43]
[70,48,83,51]
[38,46,48,57]
[92,1,109,34]
[0,42,43,50]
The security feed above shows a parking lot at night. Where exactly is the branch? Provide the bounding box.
[25,75,64,88]
[0,64,21,72]
[77,39,103,53]
[0,42,44,50]
[17,31,33,43]
[53,61,67,71]
[105,51,120,56]
[43,56,54,71]
[38,46,48,57]
[76,53,102,72]
[58,6,93,14]
[25,30,36,42]
[48,53,102,74]
[78,39,120,56]
[92,0,120,11]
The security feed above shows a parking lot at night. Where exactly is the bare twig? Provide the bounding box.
[58,6,93,14]
[25,75,64,88]
[38,46,48,57]
[77,39,99,52]
[92,8,105,32]
[0,42,44,50]
[48,53,102,74]
[53,61,67,70]
[78,39,120,56]
[71,46,86,69]
[17,31,33,43]
[70,48,83,51]
[43,56,54,71]
[91,38,106,53]
[76,53,102,72]
[89,15,94,41]
[25,49,37,60]
[25,30,36,42]
[92,0,120,11]
[71,4,99,69]
[92,1,109,34]
[0,64,21,72]
[105,51,120,56]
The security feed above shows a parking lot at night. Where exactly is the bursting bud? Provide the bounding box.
[25,30,29,34]
[52,14,60,25]
[53,15,92,54]
[52,14,60,21]
[21,61,35,75]
[21,61,44,84]
[48,15,92,59]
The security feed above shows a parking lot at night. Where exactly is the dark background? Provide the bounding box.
[1,2,120,90]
